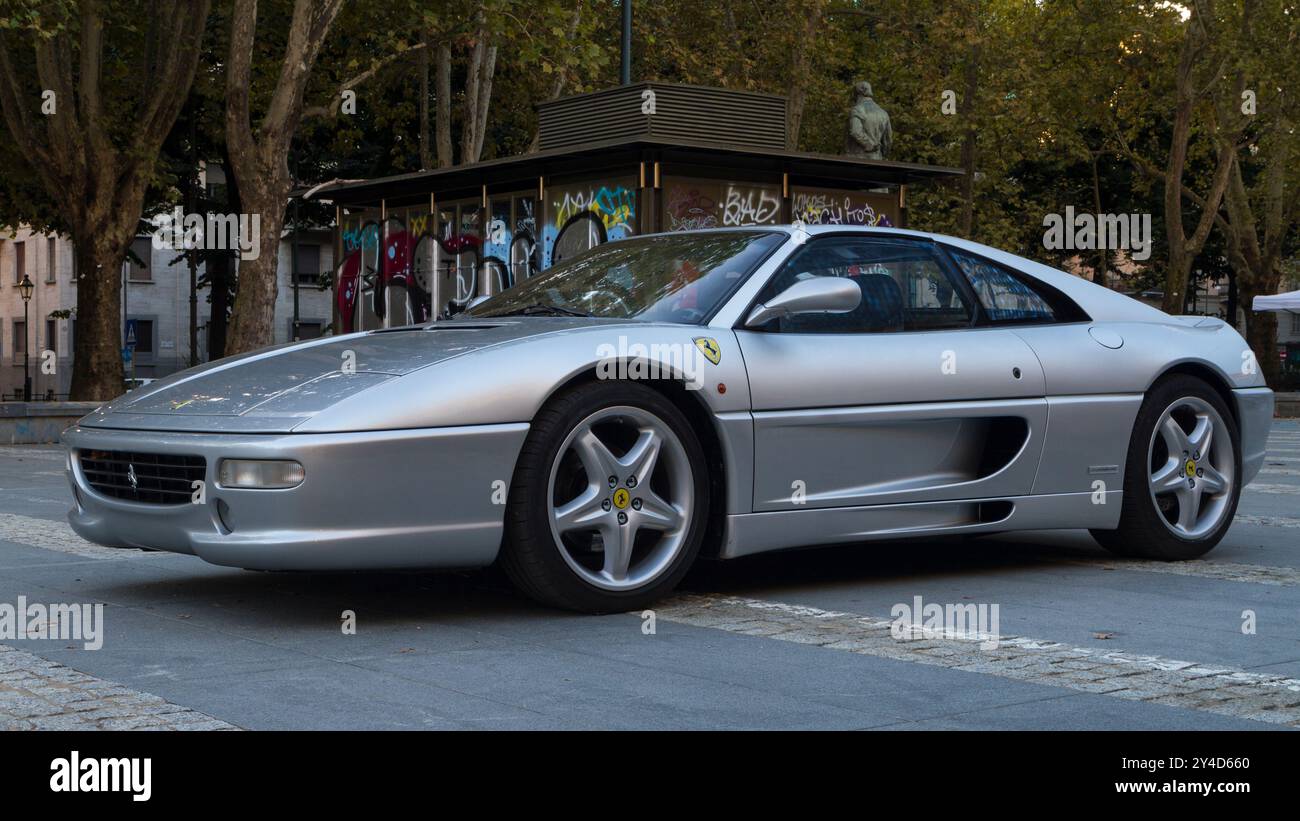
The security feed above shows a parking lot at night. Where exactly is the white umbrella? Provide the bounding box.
[1253,290,1300,311]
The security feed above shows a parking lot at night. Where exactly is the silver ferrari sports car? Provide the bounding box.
[65,226,1274,611]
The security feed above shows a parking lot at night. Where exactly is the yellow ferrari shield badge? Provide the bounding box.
[694,337,721,365]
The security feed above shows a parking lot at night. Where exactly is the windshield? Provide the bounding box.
[466,231,784,323]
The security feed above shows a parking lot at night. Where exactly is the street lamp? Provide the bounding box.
[18,273,34,401]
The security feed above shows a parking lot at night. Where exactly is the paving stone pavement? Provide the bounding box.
[1,426,1298,730]
[655,595,1300,727]
[0,644,238,731]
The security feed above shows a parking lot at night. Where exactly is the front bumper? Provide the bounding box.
[63,422,529,570]
[1234,386,1274,486]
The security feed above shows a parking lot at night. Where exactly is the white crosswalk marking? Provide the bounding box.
[0,447,64,461]
[1071,556,1300,586]
[1234,513,1300,529]
[1259,466,1300,477]
[1243,483,1300,495]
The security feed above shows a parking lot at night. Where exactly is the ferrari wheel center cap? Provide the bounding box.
[612,488,630,510]
[1184,459,1197,478]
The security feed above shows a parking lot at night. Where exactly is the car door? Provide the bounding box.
[735,235,1047,512]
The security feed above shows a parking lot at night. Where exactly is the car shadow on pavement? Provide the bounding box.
[87,561,551,628]
[86,529,1110,624]
[680,529,1112,598]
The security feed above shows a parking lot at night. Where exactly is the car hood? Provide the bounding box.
[79,317,636,434]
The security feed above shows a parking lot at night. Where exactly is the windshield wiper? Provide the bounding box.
[494,302,596,318]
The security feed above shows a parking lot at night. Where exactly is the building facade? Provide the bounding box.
[0,225,332,399]
[0,226,75,399]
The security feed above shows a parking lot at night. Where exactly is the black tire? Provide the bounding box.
[500,381,710,612]
[1090,374,1241,560]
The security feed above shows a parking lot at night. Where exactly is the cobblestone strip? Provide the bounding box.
[0,513,147,560]
[0,644,237,731]
[656,595,1300,727]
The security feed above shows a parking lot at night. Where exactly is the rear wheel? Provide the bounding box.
[1090,375,1240,560]
[500,381,709,612]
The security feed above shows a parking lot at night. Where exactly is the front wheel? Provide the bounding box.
[500,381,709,612]
[1090,374,1241,560]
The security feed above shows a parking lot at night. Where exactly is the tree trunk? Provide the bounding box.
[471,45,497,162]
[223,0,345,354]
[418,30,432,171]
[207,140,242,360]
[1091,153,1107,285]
[1164,246,1194,315]
[528,5,582,153]
[724,4,749,86]
[1238,277,1280,386]
[208,252,232,360]
[958,41,981,239]
[1224,268,1237,330]
[459,8,497,166]
[1159,4,1234,315]
[186,117,200,367]
[461,31,482,164]
[786,0,825,150]
[69,234,130,400]
[225,171,291,354]
[436,43,453,168]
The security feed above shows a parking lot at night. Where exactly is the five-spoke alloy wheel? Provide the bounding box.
[1092,374,1242,560]
[548,406,695,591]
[501,381,709,612]
[1145,395,1235,539]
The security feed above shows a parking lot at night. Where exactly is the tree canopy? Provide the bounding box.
[1,0,1297,391]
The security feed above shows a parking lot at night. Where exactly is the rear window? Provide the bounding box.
[946,247,1087,324]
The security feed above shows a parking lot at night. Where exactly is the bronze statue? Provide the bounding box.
[845,80,892,160]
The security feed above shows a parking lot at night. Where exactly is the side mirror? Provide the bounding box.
[744,276,861,328]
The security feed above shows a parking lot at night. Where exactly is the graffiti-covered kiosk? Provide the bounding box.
[322,83,962,332]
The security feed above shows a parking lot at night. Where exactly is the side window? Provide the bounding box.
[754,238,974,334]
[946,248,1059,323]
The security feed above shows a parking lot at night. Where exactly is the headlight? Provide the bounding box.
[217,459,305,489]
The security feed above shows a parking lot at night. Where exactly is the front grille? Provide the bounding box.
[78,450,206,505]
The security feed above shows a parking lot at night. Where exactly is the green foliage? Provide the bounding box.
[3,0,1297,303]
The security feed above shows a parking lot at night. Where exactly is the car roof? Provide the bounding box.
[637,224,936,240]
[637,225,1171,324]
